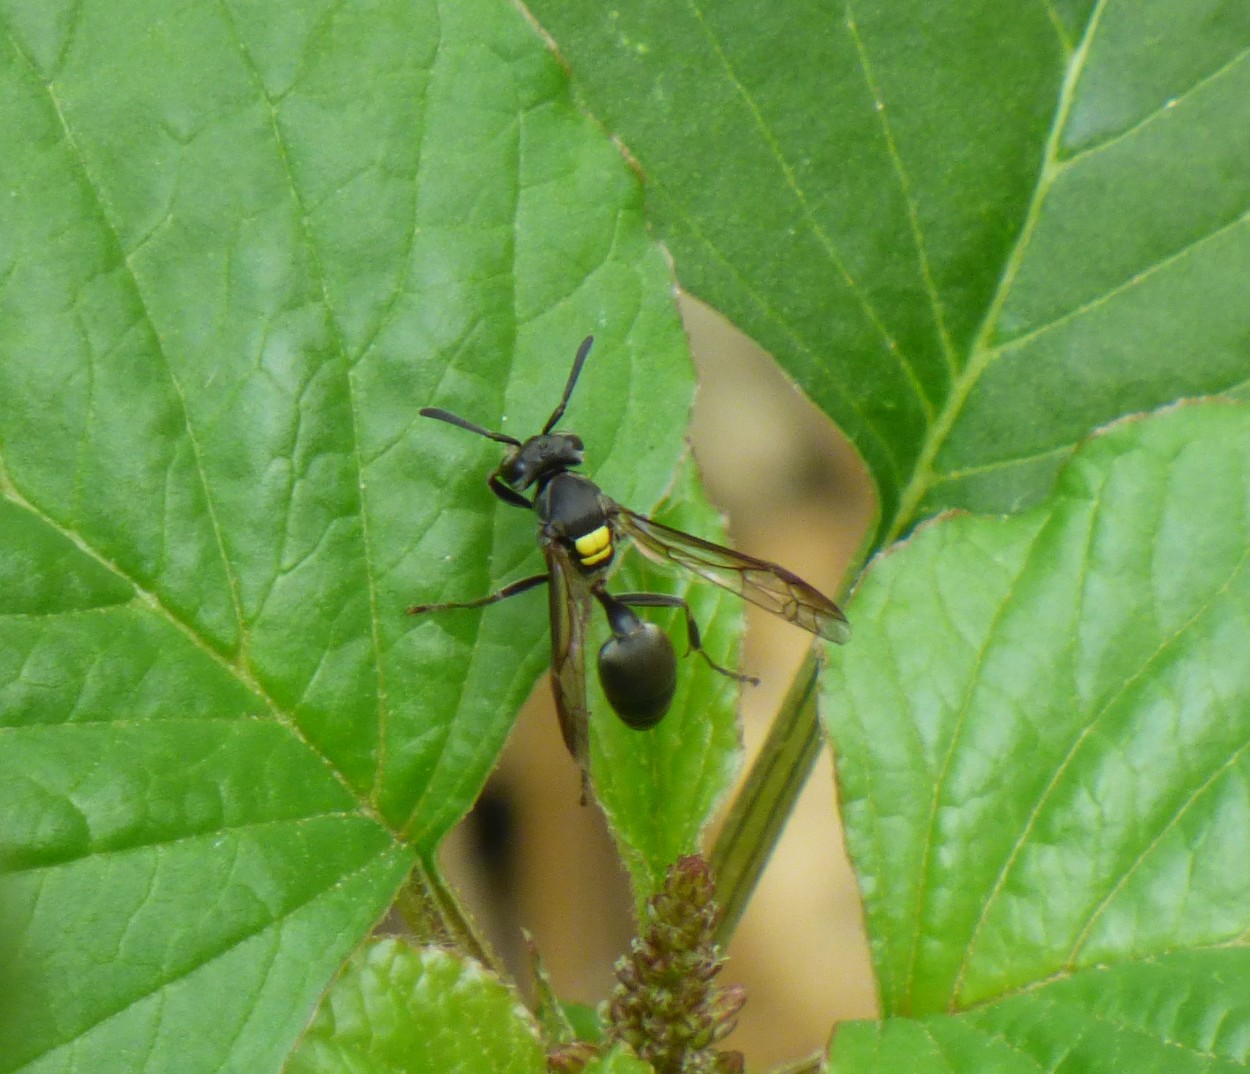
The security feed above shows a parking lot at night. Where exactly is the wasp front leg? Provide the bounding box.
[488,472,534,510]
[407,573,549,615]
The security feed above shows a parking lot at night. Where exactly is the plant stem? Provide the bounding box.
[709,644,826,944]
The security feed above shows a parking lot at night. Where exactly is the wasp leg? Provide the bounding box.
[488,473,535,510]
[407,573,549,615]
[613,592,760,686]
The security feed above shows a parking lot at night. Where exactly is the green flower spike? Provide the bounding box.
[605,855,745,1074]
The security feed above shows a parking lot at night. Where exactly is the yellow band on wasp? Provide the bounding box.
[574,526,613,566]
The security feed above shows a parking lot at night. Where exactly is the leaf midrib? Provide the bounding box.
[881,0,1104,550]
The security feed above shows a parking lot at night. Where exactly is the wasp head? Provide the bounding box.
[497,432,585,491]
[421,336,597,496]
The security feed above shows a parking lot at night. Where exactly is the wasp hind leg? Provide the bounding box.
[613,592,759,687]
[407,573,549,615]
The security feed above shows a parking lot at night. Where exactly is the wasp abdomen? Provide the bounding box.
[597,621,676,729]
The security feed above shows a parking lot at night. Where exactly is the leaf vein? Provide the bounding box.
[884,0,1107,544]
[681,0,931,419]
[213,0,392,803]
[844,4,957,385]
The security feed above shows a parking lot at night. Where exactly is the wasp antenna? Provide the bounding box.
[420,406,522,447]
[541,335,595,434]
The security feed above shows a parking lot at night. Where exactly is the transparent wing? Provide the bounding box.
[611,505,851,644]
[546,542,594,799]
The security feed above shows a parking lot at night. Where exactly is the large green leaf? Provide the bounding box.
[522,0,1250,539]
[831,950,1250,1073]
[0,0,716,1070]
[592,458,746,900]
[825,403,1250,1064]
[287,941,547,1074]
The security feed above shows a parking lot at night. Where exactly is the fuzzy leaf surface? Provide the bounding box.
[287,941,547,1074]
[830,949,1250,1073]
[0,0,708,1070]
[526,0,1250,538]
[825,404,1250,1066]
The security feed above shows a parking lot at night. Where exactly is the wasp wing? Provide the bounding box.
[611,505,851,644]
[545,540,594,800]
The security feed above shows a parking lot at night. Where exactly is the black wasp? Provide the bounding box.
[408,336,850,797]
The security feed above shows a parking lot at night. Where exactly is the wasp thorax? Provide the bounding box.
[598,620,677,729]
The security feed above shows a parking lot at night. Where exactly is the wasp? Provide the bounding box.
[408,336,850,797]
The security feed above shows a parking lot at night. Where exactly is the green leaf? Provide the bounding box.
[583,1046,654,1074]
[522,0,1250,539]
[287,940,546,1074]
[593,458,746,899]
[824,403,1250,1045]
[0,0,695,1069]
[831,950,1250,1073]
